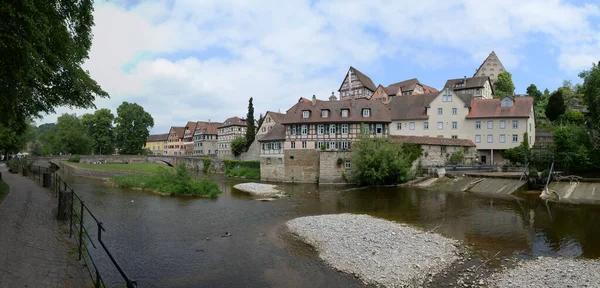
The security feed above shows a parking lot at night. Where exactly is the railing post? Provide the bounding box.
[78,202,84,260]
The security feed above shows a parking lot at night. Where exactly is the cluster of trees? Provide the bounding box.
[28,102,153,156]
[0,2,106,158]
[231,97,261,157]
[504,62,600,172]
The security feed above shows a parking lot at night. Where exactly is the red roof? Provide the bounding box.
[391,135,476,147]
[466,97,533,119]
[195,121,222,135]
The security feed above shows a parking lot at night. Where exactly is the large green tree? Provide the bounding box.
[546,89,566,122]
[40,114,91,155]
[114,102,154,155]
[231,136,246,157]
[82,109,115,155]
[579,63,600,148]
[0,1,108,131]
[245,97,256,150]
[494,71,515,98]
[526,84,543,103]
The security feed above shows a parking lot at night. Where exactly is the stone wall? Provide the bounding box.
[259,154,286,182]
[60,162,133,179]
[283,150,320,183]
[319,151,352,184]
[239,140,260,161]
[421,145,477,166]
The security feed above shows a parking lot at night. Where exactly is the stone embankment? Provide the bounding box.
[233,183,283,196]
[487,257,600,288]
[286,214,459,287]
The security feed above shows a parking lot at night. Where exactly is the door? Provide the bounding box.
[481,156,487,164]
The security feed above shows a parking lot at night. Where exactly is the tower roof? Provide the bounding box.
[473,51,506,83]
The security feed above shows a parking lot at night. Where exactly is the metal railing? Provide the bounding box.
[27,165,137,288]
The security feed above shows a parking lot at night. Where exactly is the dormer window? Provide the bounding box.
[501,97,513,108]
[443,88,452,102]
[302,111,310,118]
[362,108,370,117]
[321,110,329,118]
[341,109,349,117]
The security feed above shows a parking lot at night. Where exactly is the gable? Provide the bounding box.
[338,66,377,92]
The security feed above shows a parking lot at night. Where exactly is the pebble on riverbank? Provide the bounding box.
[286,214,460,287]
[487,256,600,288]
[233,183,282,196]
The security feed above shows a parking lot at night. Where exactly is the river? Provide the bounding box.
[62,173,600,287]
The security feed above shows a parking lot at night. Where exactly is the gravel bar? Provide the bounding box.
[286,214,460,287]
[233,183,282,196]
[488,257,600,288]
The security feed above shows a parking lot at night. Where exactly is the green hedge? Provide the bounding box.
[223,160,260,170]
[223,160,260,180]
[67,155,81,163]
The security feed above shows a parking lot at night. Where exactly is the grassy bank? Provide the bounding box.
[109,164,221,198]
[0,179,9,203]
[224,160,260,180]
[67,162,168,173]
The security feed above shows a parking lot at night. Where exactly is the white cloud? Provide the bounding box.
[40,0,600,132]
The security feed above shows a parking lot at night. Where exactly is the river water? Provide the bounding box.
[62,173,600,287]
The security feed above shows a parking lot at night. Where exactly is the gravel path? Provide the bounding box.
[286,214,460,287]
[233,183,282,196]
[487,257,600,288]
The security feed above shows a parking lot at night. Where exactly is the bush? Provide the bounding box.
[341,171,349,183]
[202,158,212,173]
[67,155,81,163]
[320,144,326,150]
[540,169,551,180]
[528,169,539,179]
[503,133,529,165]
[231,136,246,157]
[223,160,260,170]
[110,163,222,197]
[449,151,465,164]
[224,160,260,180]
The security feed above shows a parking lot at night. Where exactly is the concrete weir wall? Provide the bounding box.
[547,182,600,204]
[420,176,528,196]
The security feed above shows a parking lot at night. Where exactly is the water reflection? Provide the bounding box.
[62,173,600,287]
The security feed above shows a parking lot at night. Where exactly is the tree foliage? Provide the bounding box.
[561,110,585,124]
[256,113,265,133]
[39,114,91,155]
[526,84,543,103]
[114,102,154,155]
[503,133,529,166]
[0,122,30,157]
[553,125,592,171]
[494,71,515,98]
[231,136,246,157]
[0,1,107,129]
[579,63,600,148]
[545,89,566,122]
[82,108,115,155]
[351,135,421,186]
[245,97,256,150]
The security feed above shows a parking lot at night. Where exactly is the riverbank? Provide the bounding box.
[286,214,460,287]
[60,161,170,179]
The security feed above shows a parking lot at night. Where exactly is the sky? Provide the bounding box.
[40,0,600,133]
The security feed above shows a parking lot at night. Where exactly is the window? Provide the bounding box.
[329,124,337,134]
[452,121,457,129]
[500,134,506,143]
[278,158,283,164]
[437,121,443,130]
[328,141,336,149]
[322,110,329,118]
[437,108,443,115]
[512,120,519,129]
[301,141,307,148]
[424,122,429,130]
[341,141,350,150]
[342,124,349,134]
[487,121,493,129]
[302,111,310,118]
[345,160,351,169]
[409,122,415,130]
[291,125,297,135]
[358,89,362,95]
[362,109,370,117]
[500,120,506,129]
[342,109,349,117]
[301,125,308,135]
[451,135,458,139]
[452,108,457,115]
[375,124,383,135]
[443,88,452,102]
[318,124,324,134]
[487,135,493,143]
[475,135,481,143]
[529,123,532,132]
[475,121,481,129]
[378,90,383,94]
[512,134,518,142]
[396,122,402,130]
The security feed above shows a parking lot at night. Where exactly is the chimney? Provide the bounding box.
[329,91,337,101]
[312,95,317,106]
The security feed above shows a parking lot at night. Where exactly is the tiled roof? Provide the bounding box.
[386,78,420,95]
[266,111,286,124]
[147,133,168,142]
[339,66,377,92]
[169,126,185,138]
[391,135,476,147]
[185,121,197,135]
[388,92,438,120]
[422,84,439,93]
[444,76,491,90]
[258,123,286,142]
[220,116,247,128]
[281,98,391,124]
[466,97,533,119]
[195,121,222,135]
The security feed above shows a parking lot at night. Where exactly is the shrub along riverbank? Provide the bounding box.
[224,160,260,180]
[109,164,221,198]
[0,179,9,203]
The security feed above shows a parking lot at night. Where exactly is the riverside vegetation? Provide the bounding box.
[0,179,8,202]
[224,160,260,180]
[110,164,222,197]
